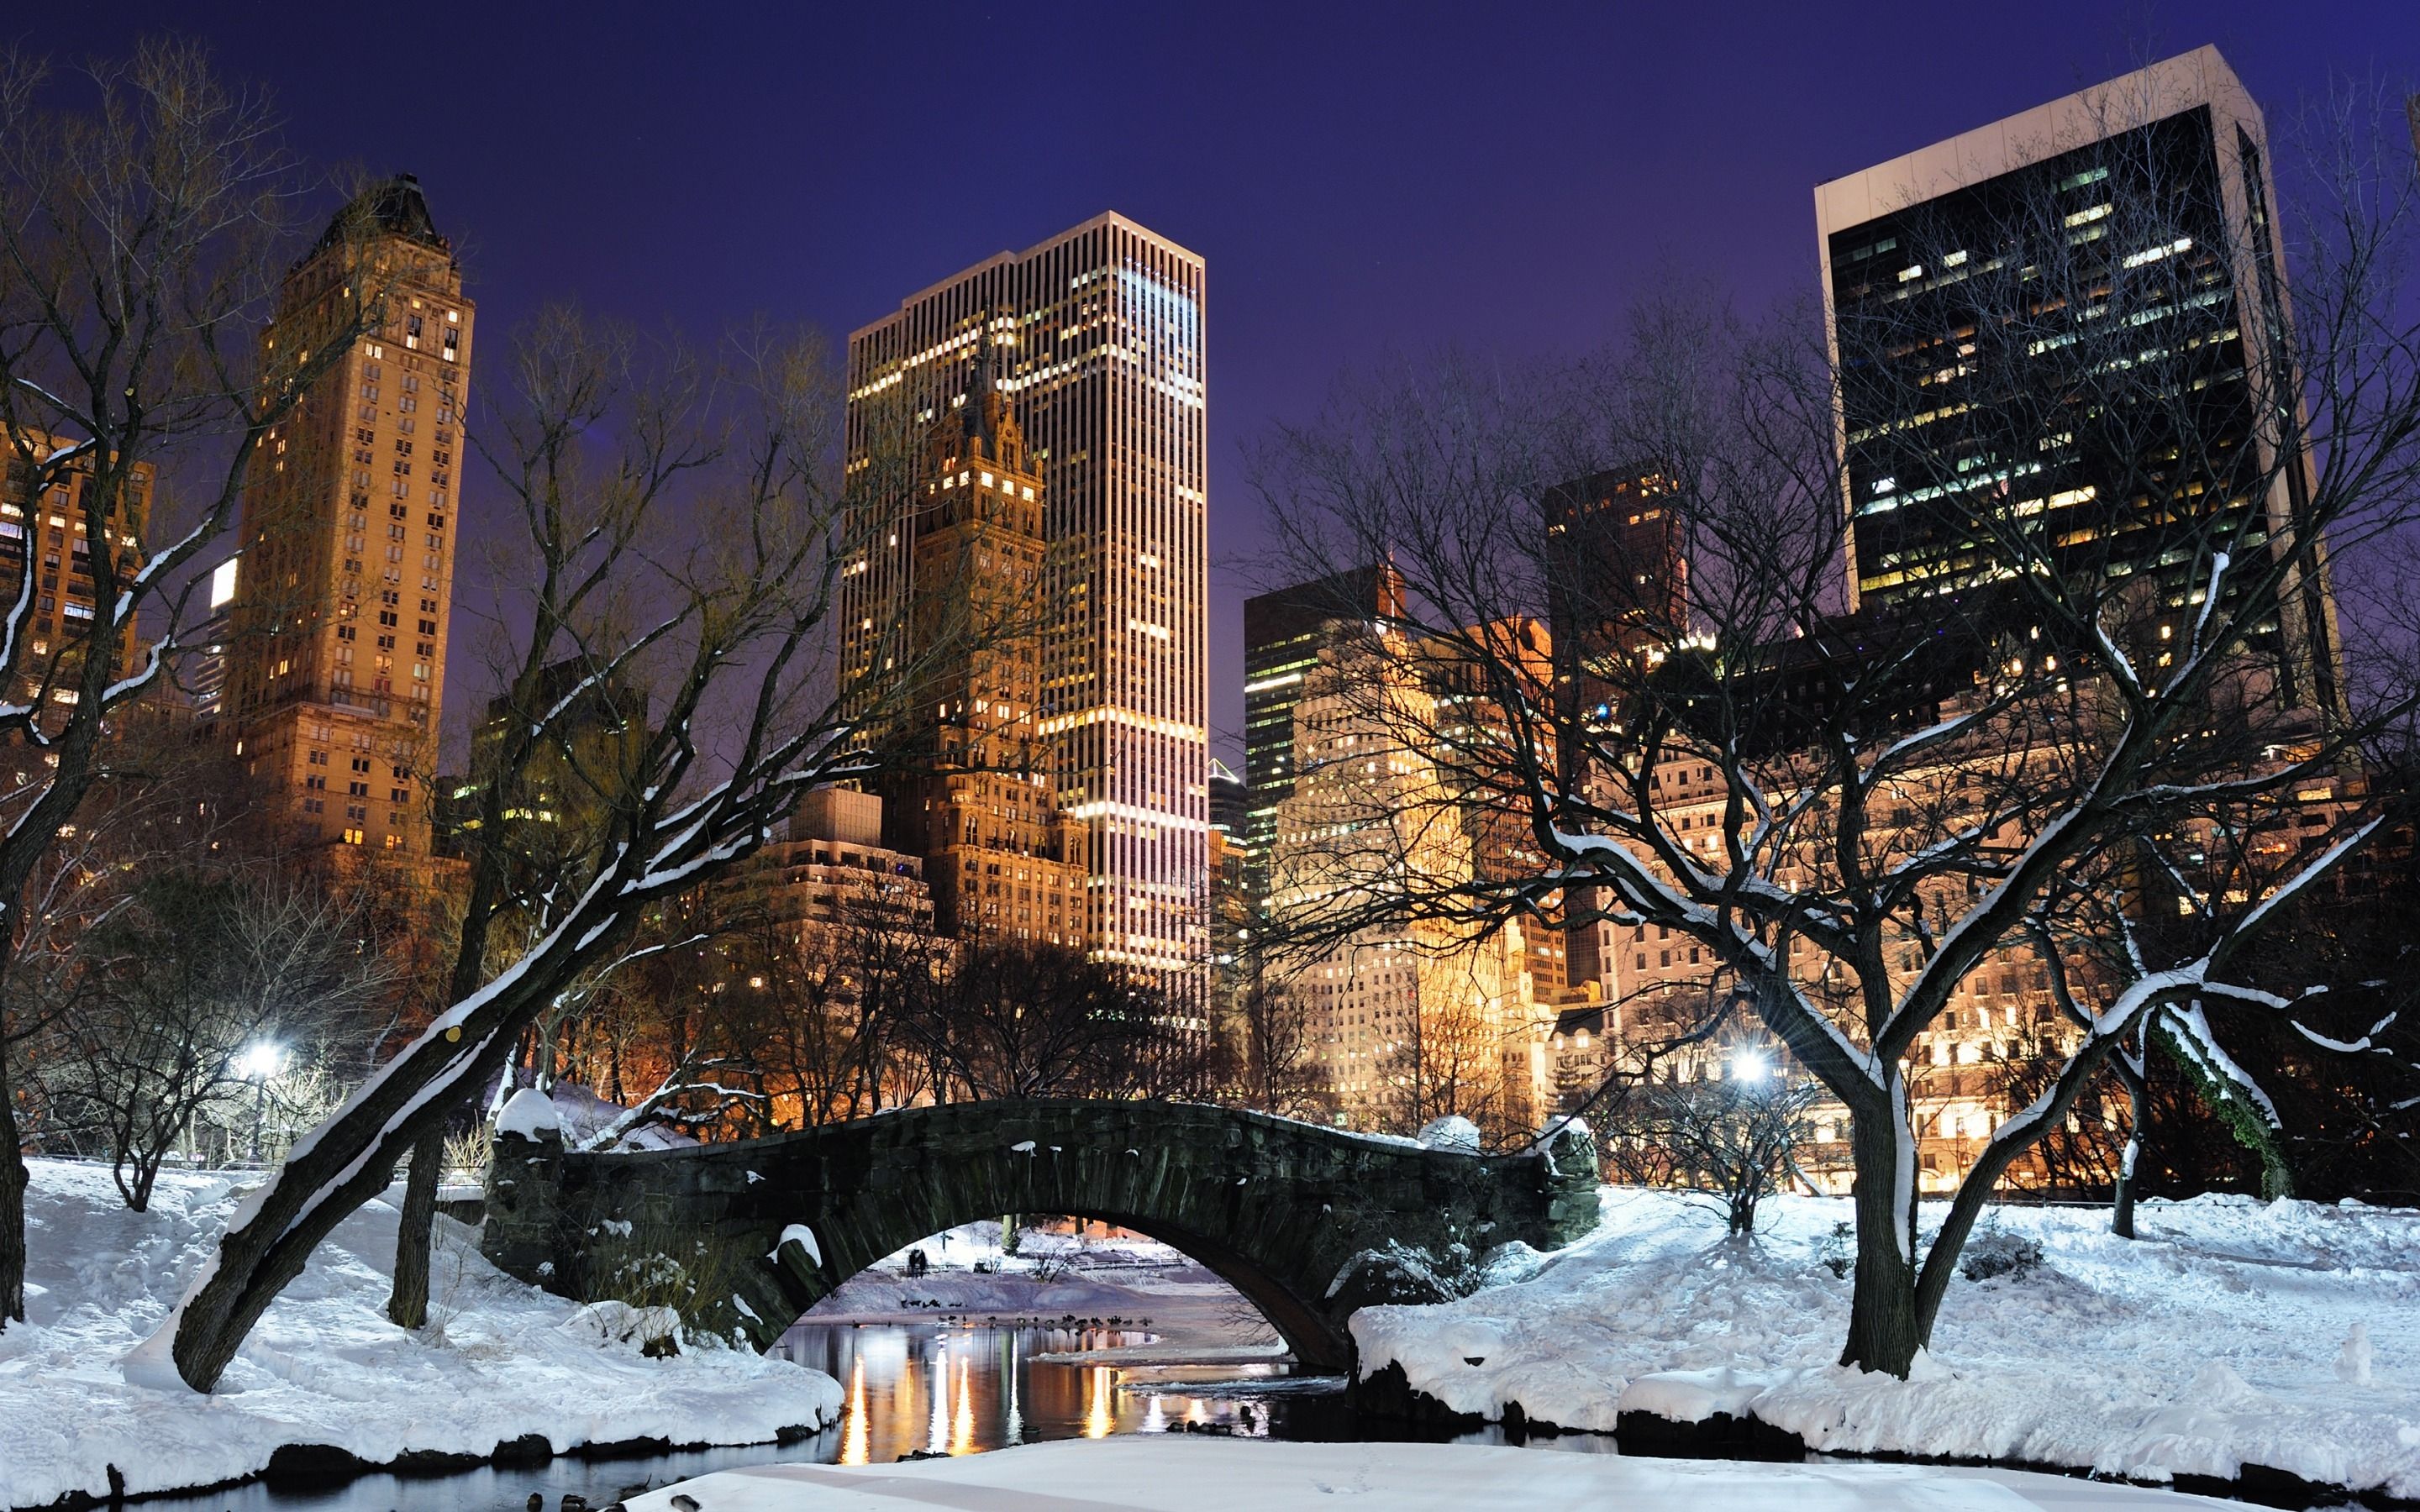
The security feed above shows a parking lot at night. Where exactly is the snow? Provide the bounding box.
[774,1222,823,1269]
[0,1158,842,1509]
[1350,1187,2420,1500]
[1415,1115,1481,1152]
[496,1086,561,1140]
[619,1436,2252,1509]
[492,1080,702,1152]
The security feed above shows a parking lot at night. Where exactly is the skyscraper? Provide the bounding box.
[1816,47,2337,711]
[225,176,471,856]
[1240,564,1403,921]
[188,558,239,722]
[1265,620,1532,1134]
[1539,466,1686,996]
[870,340,1086,944]
[843,213,1207,991]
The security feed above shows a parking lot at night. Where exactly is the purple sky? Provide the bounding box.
[46,3,2420,765]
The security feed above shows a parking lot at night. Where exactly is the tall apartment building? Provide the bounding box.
[870,344,1086,944]
[843,214,1207,988]
[1240,564,1403,919]
[1266,622,1534,1134]
[1817,46,2338,711]
[743,786,935,940]
[1207,759,1252,1058]
[225,175,471,856]
[0,436,151,708]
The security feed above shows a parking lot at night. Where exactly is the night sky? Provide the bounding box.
[45,3,2420,765]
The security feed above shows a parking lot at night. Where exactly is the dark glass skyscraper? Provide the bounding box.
[1816,46,2338,710]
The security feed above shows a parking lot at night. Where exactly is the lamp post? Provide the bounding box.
[237,1042,284,1164]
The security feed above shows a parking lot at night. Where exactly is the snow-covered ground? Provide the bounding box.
[1351,1188,2420,1501]
[621,1436,2254,1509]
[0,1158,842,1510]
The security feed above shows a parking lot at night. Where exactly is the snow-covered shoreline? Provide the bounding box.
[1349,1187,2420,1504]
[0,1160,842,1511]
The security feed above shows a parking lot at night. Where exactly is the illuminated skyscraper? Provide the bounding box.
[871,340,1086,944]
[225,175,471,855]
[843,213,1207,992]
[1240,564,1402,923]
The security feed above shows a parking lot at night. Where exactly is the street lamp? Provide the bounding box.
[237,1042,283,1163]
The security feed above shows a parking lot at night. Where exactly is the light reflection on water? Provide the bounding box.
[109,1321,1602,1511]
[766,1320,1288,1464]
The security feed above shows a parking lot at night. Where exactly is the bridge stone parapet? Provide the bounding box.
[479,1099,1598,1370]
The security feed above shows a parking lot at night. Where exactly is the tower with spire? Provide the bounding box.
[223,173,471,859]
[876,317,1085,942]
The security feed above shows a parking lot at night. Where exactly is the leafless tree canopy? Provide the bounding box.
[0,40,398,1329]
[27,870,399,1210]
[1248,88,2420,1375]
[149,301,985,1390]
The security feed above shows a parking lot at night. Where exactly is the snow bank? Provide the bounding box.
[622,1436,2252,1509]
[494,1081,696,1151]
[1350,1188,2420,1501]
[0,1159,840,1509]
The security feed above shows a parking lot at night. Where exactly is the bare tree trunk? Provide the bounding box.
[0,1060,25,1326]
[387,1127,445,1328]
[1839,1107,1922,1377]
[2111,1051,2147,1240]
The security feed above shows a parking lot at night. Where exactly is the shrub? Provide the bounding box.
[1958,1228,2044,1282]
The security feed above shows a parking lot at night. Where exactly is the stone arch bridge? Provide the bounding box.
[479,1099,1597,1370]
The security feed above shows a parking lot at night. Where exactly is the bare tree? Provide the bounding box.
[1602,1070,1821,1236]
[900,937,1196,1102]
[0,41,387,1327]
[735,878,950,1125]
[1218,956,1334,1121]
[1249,85,2420,1375]
[29,870,397,1209]
[139,304,956,1390]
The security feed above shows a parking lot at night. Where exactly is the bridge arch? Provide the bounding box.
[480,1100,1597,1371]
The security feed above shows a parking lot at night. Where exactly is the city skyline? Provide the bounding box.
[33,3,2412,773]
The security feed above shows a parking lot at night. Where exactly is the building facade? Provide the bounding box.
[1240,564,1404,922]
[1266,623,1536,1136]
[224,175,470,856]
[843,213,1207,994]
[0,435,151,710]
[1817,46,2338,713]
[869,343,1086,945]
[745,786,936,939]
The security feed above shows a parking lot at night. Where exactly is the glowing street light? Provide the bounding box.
[237,1042,284,1163]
